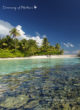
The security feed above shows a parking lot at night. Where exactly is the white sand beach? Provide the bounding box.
[0,55,78,60]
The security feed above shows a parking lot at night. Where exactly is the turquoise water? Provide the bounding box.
[0,58,80,110]
[0,58,80,75]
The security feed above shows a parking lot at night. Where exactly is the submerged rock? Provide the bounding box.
[24,100,39,109]
[0,64,80,110]
[0,95,29,109]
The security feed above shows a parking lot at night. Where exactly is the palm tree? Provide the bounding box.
[27,39,38,55]
[42,37,49,47]
[42,37,49,52]
[55,43,61,50]
[9,28,21,51]
[19,39,28,52]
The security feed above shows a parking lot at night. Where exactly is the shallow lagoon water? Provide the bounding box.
[0,58,80,110]
[0,58,80,75]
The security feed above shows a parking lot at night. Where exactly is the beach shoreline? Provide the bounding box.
[0,55,78,60]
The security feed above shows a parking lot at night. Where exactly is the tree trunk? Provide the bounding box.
[15,39,16,52]
[13,35,16,52]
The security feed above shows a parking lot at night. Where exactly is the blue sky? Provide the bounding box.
[0,0,80,54]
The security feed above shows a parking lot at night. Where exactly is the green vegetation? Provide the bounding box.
[9,28,21,52]
[0,28,64,58]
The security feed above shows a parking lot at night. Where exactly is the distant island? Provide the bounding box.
[0,28,64,58]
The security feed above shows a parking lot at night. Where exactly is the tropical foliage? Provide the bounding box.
[0,28,64,57]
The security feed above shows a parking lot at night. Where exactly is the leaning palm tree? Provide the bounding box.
[9,28,21,51]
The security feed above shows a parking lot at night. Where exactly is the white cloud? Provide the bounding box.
[72,50,80,54]
[64,50,80,55]
[16,25,27,39]
[63,42,74,48]
[0,20,13,37]
[0,20,43,46]
[43,35,47,38]
[16,25,43,46]
[64,50,70,54]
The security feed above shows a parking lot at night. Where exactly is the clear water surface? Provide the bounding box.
[0,58,80,110]
[0,58,80,75]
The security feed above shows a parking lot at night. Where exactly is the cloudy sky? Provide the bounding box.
[0,0,80,54]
